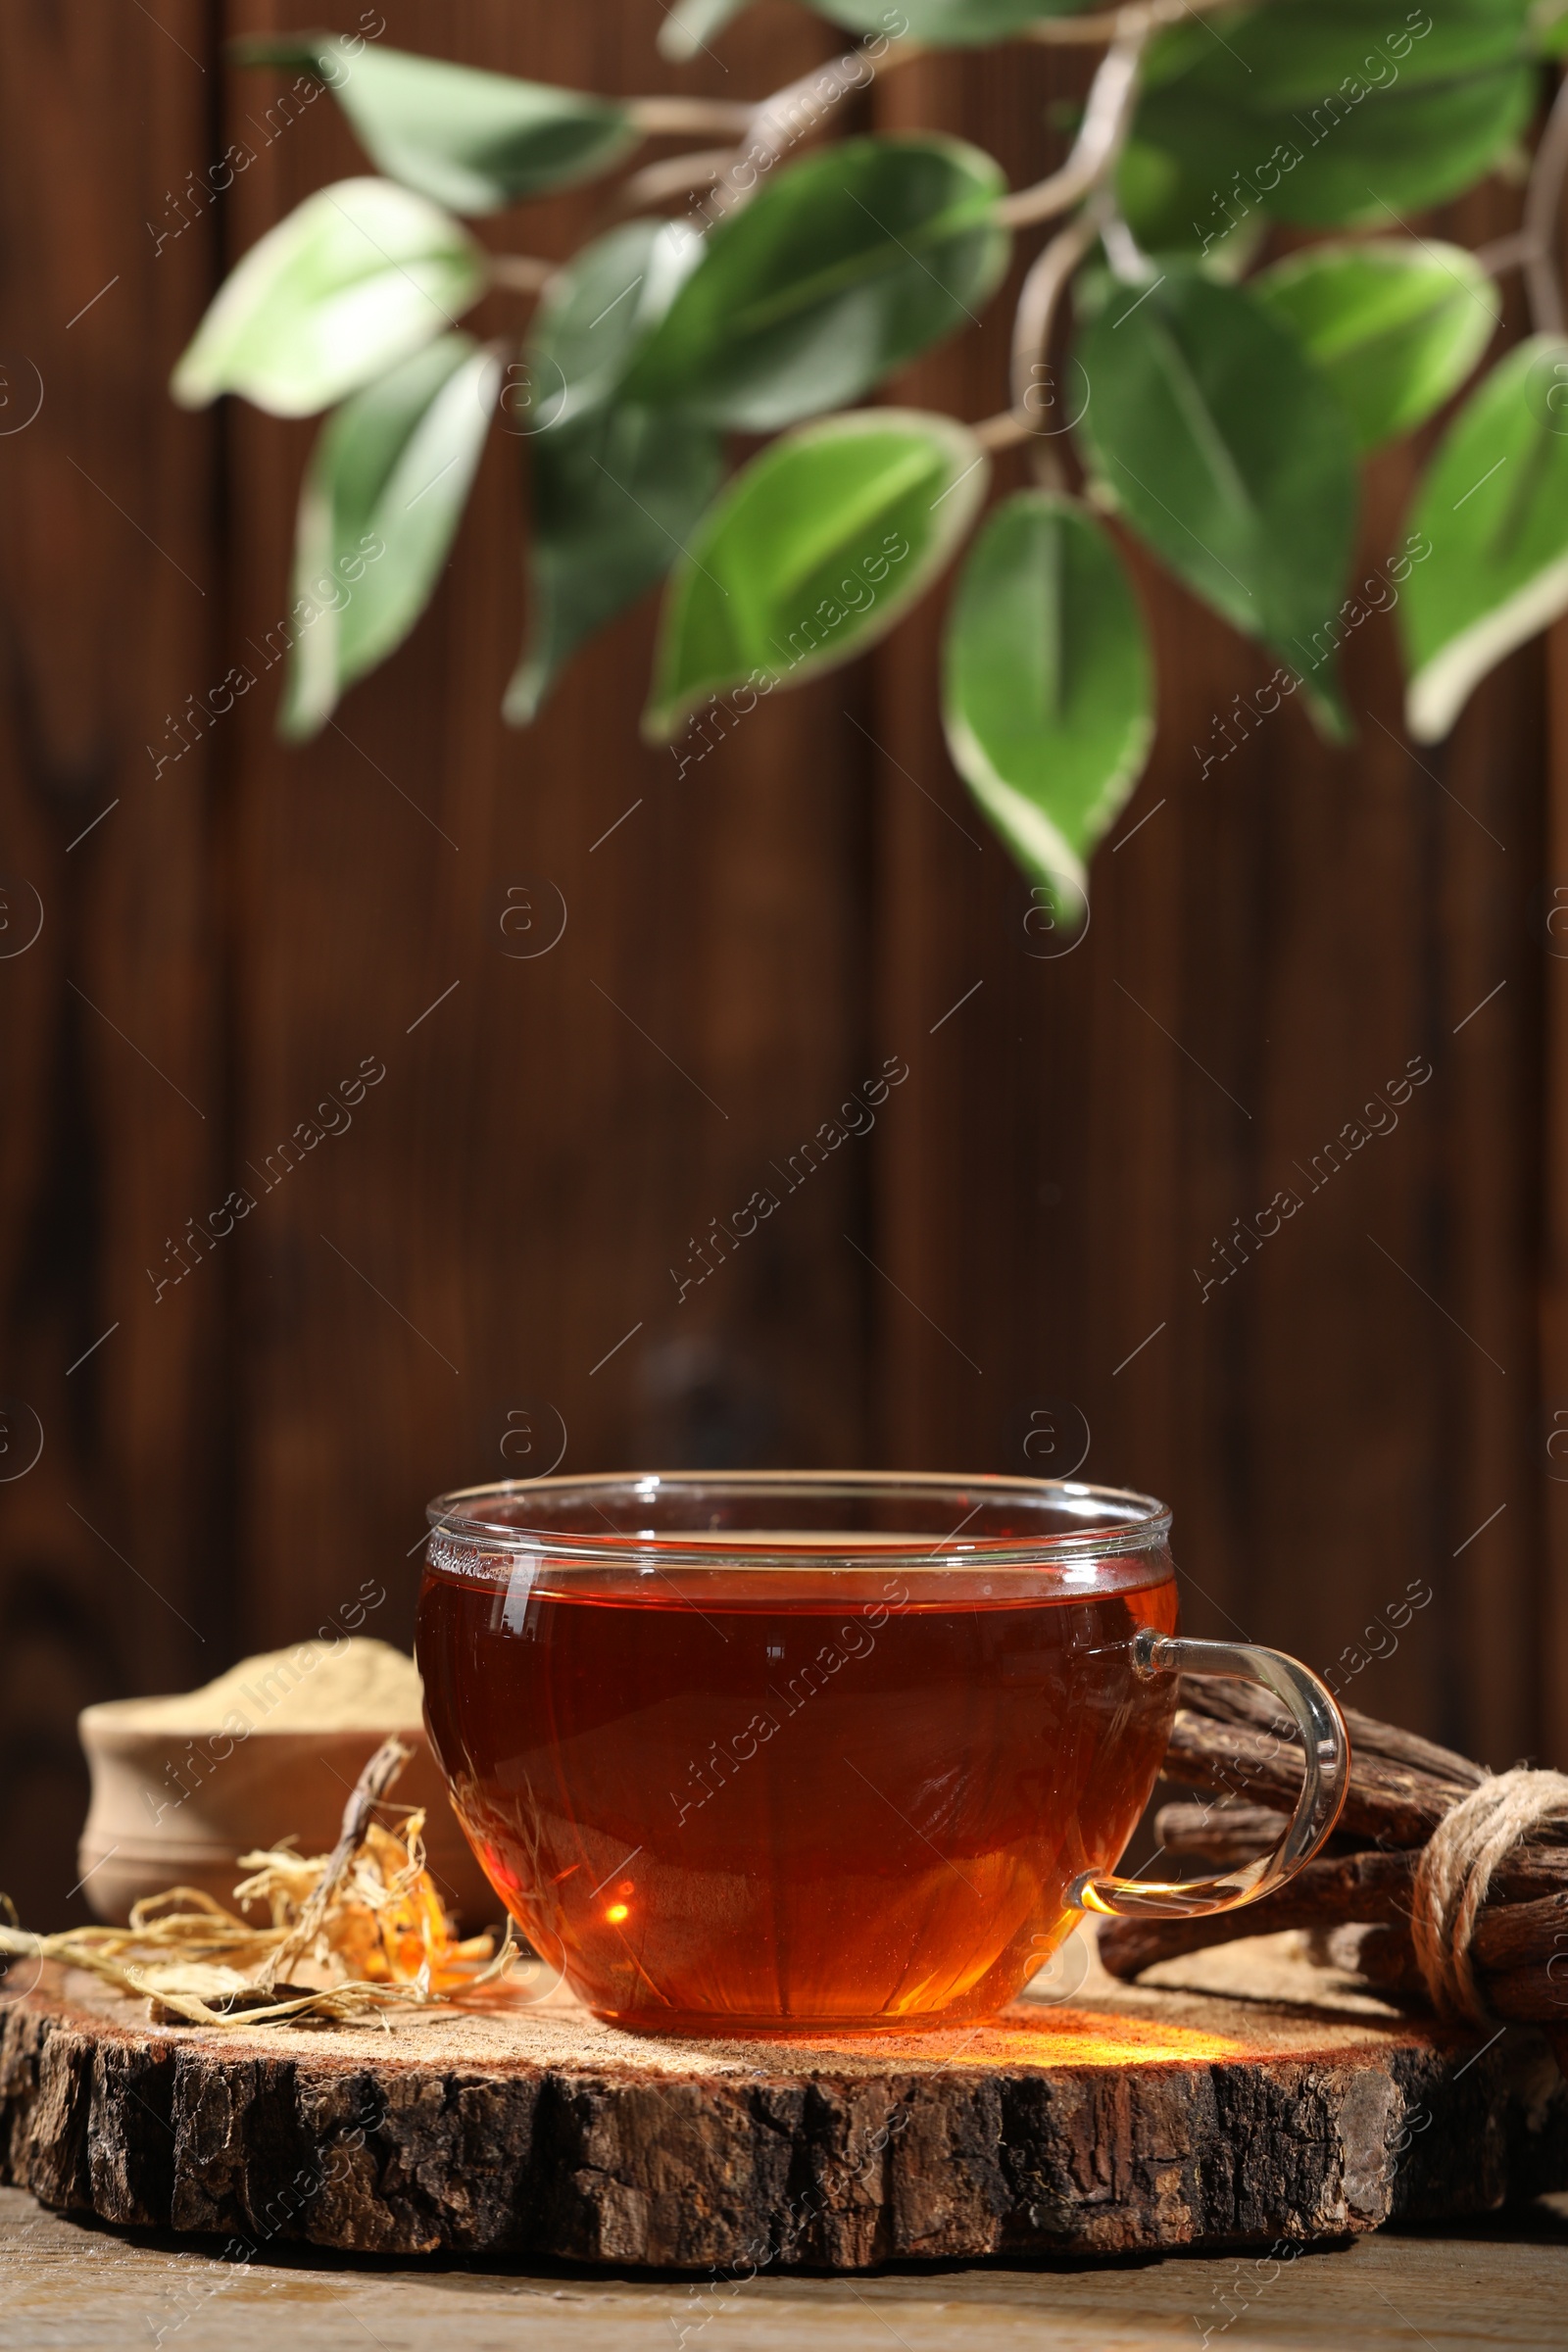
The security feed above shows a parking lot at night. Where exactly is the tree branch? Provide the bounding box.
[487,255,555,294]
[998,25,1147,228]
[974,198,1109,450]
[1473,74,1568,324]
[1009,198,1111,416]
[705,50,879,217]
[1523,69,1568,335]
[1473,228,1537,277]
[625,95,756,136]
[1025,0,1248,43]
[972,24,1152,448]
[621,147,734,208]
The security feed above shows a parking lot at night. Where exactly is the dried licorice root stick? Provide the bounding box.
[1315,1907,1568,2025]
[1153,1799,1296,1867]
[259,1733,413,1991]
[1096,1849,1418,1982]
[1160,1675,1484,1846]
[1152,1794,1568,1904]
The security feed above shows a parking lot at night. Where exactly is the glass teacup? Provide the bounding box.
[416,1472,1346,2035]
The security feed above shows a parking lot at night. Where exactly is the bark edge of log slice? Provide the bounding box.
[3,1950,1567,2270]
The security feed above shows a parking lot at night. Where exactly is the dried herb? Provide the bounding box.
[0,1735,514,2030]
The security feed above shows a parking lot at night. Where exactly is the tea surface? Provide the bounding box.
[417,1561,1178,2032]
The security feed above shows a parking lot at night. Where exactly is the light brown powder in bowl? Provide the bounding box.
[102,1638,424,1736]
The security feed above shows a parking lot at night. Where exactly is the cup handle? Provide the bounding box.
[1067,1630,1349,1921]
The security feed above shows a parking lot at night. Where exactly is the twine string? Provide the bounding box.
[1410,1767,1568,2025]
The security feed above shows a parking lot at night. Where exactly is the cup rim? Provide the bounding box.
[423,1469,1173,1572]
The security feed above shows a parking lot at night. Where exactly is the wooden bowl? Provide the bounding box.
[76,1705,499,1932]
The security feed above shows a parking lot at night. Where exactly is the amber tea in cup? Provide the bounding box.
[416,1474,1346,2035]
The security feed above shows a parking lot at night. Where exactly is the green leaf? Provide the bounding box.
[1074,268,1358,724]
[1133,2,1536,233]
[528,219,703,432]
[657,0,757,58]
[644,410,987,739]
[233,36,634,214]
[507,221,719,719]
[1116,138,1268,270]
[505,406,724,724]
[1251,239,1498,451]
[280,333,500,740]
[1402,335,1568,740]
[623,135,1009,431]
[943,492,1154,917]
[171,177,483,416]
[808,0,1082,38]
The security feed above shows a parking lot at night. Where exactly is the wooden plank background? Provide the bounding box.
[0,0,1562,1928]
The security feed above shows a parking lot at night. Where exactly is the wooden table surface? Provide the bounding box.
[6,2184,1567,2350]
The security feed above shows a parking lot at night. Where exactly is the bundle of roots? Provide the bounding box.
[1101,1676,1568,2060]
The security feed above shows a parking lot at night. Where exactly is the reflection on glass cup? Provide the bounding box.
[416,1473,1347,2036]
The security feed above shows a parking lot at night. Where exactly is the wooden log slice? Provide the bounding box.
[2,1939,1565,2272]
